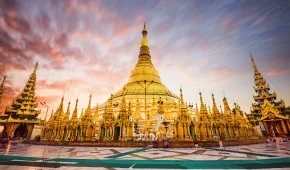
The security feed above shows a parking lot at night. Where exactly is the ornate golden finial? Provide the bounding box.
[33,61,38,74]
[141,22,149,47]
[180,87,184,105]
[88,93,92,109]
[199,92,204,105]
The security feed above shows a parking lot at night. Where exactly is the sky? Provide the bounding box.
[0,0,290,119]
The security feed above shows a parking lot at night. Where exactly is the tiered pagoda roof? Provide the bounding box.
[0,62,41,124]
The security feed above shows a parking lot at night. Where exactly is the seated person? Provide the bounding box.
[164,141,169,148]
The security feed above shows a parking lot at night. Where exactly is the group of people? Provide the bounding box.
[152,136,169,148]
[266,137,288,143]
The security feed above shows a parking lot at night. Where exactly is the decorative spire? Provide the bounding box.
[133,99,142,120]
[250,53,259,74]
[84,94,92,116]
[0,74,6,106]
[211,93,220,117]
[48,109,54,122]
[199,92,208,120]
[223,96,231,115]
[127,22,162,84]
[79,108,84,119]
[63,101,71,121]
[180,88,184,105]
[208,106,212,115]
[71,98,78,119]
[220,105,223,114]
[54,96,65,121]
[33,61,38,74]
[141,21,148,47]
[119,91,127,119]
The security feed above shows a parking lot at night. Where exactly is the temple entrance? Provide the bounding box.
[100,126,105,141]
[114,126,120,141]
[63,127,67,141]
[14,124,28,138]
[77,126,81,140]
[267,121,284,137]
[87,126,93,140]
[189,124,195,141]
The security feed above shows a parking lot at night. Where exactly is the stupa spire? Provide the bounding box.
[63,101,71,121]
[0,74,6,106]
[71,98,78,119]
[141,21,148,47]
[33,61,38,74]
[180,88,184,105]
[84,94,92,116]
[127,22,162,84]
[211,93,220,118]
[48,109,54,122]
[199,92,208,121]
[223,96,231,115]
[54,96,65,121]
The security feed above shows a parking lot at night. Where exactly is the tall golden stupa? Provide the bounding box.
[95,23,179,119]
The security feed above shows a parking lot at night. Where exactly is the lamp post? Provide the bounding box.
[137,80,154,119]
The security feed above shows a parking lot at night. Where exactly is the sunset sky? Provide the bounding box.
[0,0,290,118]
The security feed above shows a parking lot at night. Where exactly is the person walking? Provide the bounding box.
[219,140,224,150]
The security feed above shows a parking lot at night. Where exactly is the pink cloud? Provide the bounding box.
[210,67,235,79]
[266,68,290,76]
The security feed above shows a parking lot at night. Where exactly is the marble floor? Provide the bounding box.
[0,141,290,169]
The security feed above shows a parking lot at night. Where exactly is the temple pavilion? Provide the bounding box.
[0,63,41,139]
[247,55,290,136]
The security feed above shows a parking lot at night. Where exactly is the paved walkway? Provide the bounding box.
[0,142,289,169]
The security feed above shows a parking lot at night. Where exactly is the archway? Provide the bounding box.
[63,127,67,141]
[87,126,93,140]
[76,126,81,141]
[114,126,120,141]
[189,124,195,141]
[14,124,28,138]
[100,126,105,141]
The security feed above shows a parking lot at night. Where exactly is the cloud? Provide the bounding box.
[3,13,31,34]
[210,67,236,79]
[266,68,290,76]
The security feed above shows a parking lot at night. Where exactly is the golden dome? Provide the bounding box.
[94,23,179,111]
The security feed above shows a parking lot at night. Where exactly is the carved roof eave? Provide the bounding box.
[260,114,289,121]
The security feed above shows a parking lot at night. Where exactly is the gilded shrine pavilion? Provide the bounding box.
[0,63,41,138]
[40,24,258,142]
[247,55,290,136]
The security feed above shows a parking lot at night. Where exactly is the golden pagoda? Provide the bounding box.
[40,24,258,143]
[0,62,41,139]
[247,54,289,136]
[94,23,179,114]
